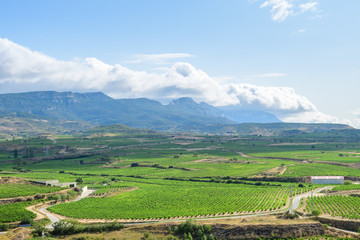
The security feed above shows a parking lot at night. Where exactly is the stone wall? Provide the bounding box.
[318,217,360,232]
[212,223,324,240]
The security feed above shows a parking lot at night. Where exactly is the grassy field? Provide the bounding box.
[0,129,360,222]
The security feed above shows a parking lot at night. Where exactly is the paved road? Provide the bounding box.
[289,186,330,214]
[39,189,95,229]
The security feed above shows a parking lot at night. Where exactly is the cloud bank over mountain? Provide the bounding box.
[0,38,338,124]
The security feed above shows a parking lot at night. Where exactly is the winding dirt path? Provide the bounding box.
[37,189,95,229]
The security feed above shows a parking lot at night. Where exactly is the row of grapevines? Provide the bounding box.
[0,201,36,223]
[94,186,133,196]
[305,195,360,219]
[0,183,63,198]
[49,182,299,220]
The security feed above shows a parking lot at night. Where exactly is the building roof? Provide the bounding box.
[311,176,344,180]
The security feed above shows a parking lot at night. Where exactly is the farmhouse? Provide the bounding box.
[311,176,344,184]
[30,179,77,187]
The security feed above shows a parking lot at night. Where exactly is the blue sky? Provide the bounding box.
[0,0,359,126]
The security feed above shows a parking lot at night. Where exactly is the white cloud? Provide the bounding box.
[299,2,318,12]
[260,0,293,22]
[227,84,316,112]
[126,53,193,64]
[351,109,360,117]
[259,0,320,22]
[350,119,360,129]
[252,73,287,78]
[298,28,306,33]
[276,111,338,124]
[0,37,338,124]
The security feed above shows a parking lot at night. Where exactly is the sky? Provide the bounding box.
[0,0,359,127]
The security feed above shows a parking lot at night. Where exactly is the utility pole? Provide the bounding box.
[311,191,314,212]
[92,180,94,198]
[45,146,49,156]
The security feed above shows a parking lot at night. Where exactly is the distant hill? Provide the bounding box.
[175,122,354,136]
[0,91,235,131]
[219,106,281,123]
[83,124,158,135]
[0,91,354,137]
[0,115,92,139]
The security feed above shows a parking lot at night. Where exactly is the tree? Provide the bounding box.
[60,194,66,202]
[312,209,321,217]
[13,149,18,158]
[75,177,83,184]
[52,220,74,235]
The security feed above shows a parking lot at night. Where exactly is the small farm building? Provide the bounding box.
[31,179,77,188]
[311,176,344,184]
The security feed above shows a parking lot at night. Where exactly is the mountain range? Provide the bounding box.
[0,91,279,129]
[0,91,353,137]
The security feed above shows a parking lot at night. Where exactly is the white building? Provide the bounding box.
[311,176,344,184]
[31,179,76,187]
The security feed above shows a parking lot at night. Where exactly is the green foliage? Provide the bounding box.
[0,183,62,198]
[344,180,352,185]
[173,219,212,240]
[332,184,360,191]
[0,201,36,223]
[48,194,60,202]
[0,223,9,231]
[305,195,360,219]
[49,181,298,219]
[51,220,124,236]
[3,129,360,223]
[52,221,75,235]
[76,177,83,184]
[311,210,321,217]
[20,216,34,225]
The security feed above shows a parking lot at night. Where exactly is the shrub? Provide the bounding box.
[0,223,9,231]
[34,194,45,200]
[204,225,211,233]
[48,194,60,202]
[32,226,49,237]
[312,210,321,217]
[52,220,75,235]
[76,177,83,184]
[26,196,34,201]
[61,194,67,202]
[131,162,139,167]
[20,216,34,225]
[285,212,299,219]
